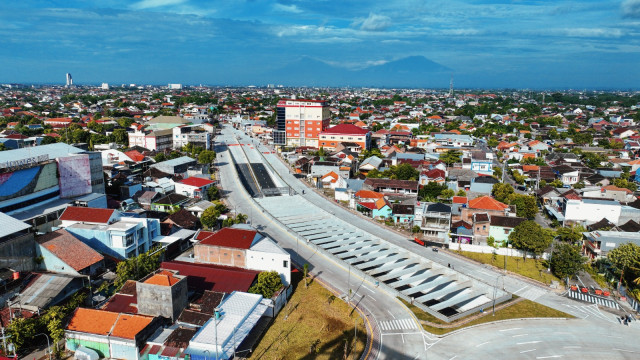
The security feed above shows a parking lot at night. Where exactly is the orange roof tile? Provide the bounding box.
[468,196,509,211]
[110,314,154,340]
[144,270,181,286]
[67,308,119,335]
[355,190,384,199]
[522,165,540,172]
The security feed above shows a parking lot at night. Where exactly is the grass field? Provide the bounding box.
[455,251,561,285]
[250,271,367,360]
[401,297,573,335]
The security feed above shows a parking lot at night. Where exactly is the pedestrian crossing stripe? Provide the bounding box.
[379,319,417,331]
[568,290,620,309]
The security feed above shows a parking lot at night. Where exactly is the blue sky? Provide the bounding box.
[1,0,639,88]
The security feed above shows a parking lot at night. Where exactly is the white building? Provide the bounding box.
[185,291,269,359]
[101,83,109,90]
[168,83,183,90]
[128,128,173,151]
[563,198,621,225]
[275,98,331,148]
[172,125,212,150]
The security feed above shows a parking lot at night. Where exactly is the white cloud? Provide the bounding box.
[622,0,640,18]
[353,13,392,32]
[273,3,303,14]
[131,0,187,10]
[562,27,624,38]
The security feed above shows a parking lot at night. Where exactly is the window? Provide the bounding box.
[504,229,510,234]
[125,233,134,247]
[483,225,486,230]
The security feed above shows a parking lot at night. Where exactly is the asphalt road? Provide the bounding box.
[217,126,640,359]
[216,129,429,359]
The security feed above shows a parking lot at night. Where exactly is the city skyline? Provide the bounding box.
[1,0,639,88]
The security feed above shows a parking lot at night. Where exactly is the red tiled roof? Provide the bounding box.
[37,229,104,271]
[144,270,181,286]
[110,314,154,340]
[59,206,116,224]
[321,124,369,136]
[179,177,215,188]
[197,227,257,249]
[468,196,509,211]
[358,202,376,210]
[67,308,119,335]
[160,261,259,293]
[452,196,468,204]
[355,190,384,199]
[124,150,145,162]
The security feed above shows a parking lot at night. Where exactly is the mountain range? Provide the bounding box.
[258,55,452,88]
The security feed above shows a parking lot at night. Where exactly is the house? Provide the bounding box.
[136,269,188,321]
[560,198,622,226]
[161,260,259,293]
[64,216,161,260]
[175,177,215,199]
[65,308,161,359]
[320,171,347,189]
[151,156,198,178]
[152,193,190,212]
[36,229,104,276]
[359,156,383,173]
[552,165,580,185]
[461,196,510,223]
[172,125,212,150]
[469,176,499,194]
[128,128,174,151]
[419,168,446,186]
[469,152,493,175]
[391,204,415,224]
[194,225,291,285]
[414,202,451,242]
[582,231,640,259]
[488,216,526,245]
[364,178,419,196]
[355,190,384,202]
[357,198,393,219]
[59,206,121,227]
[318,124,371,151]
[450,220,473,244]
[472,213,490,240]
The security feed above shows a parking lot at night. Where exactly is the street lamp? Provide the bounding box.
[34,333,51,360]
[492,274,505,316]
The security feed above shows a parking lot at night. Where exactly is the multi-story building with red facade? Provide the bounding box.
[274,98,330,148]
[319,124,371,152]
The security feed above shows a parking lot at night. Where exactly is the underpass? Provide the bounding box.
[256,194,510,322]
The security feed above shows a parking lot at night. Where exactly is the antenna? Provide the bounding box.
[449,74,454,98]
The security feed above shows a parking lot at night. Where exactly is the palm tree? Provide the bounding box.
[235,213,248,224]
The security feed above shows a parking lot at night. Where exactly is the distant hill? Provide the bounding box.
[262,56,451,87]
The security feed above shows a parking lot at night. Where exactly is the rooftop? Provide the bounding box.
[0,212,30,238]
[0,143,84,164]
[67,308,119,335]
[321,124,369,136]
[59,206,117,224]
[197,227,259,250]
[37,229,104,271]
[468,196,509,211]
[179,177,215,188]
[143,270,183,287]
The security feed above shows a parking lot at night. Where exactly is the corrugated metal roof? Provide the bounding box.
[0,212,30,238]
[0,143,84,163]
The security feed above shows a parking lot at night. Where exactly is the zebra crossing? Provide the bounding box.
[379,318,418,331]
[568,290,620,309]
[512,285,547,301]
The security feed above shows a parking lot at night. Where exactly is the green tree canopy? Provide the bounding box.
[419,181,447,201]
[439,150,462,166]
[550,243,585,281]
[198,150,216,165]
[509,220,555,259]
[608,242,640,273]
[556,224,586,244]
[112,128,129,145]
[114,247,165,289]
[249,271,283,298]
[492,183,514,203]
[201,206,221,229]
[510,194,538,218]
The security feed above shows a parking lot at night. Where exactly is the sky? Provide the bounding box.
[1,0,639,88]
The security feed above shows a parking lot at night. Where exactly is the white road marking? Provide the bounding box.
[517,341,542,345]
[499,327,522,332]
[363,285,375,293]
[513,285,528,294]
[563,346,580,349]
[388,310,397,319]
[602,335,623,339]
[448,357,457,360]
[536,356,563,359]
[520,349,536,354]
[476,341,490,347]
[512,334,529,338]
[613,348,639,353]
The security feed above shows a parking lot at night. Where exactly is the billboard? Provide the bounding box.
[0,162,58,202]
[57,154,92,198]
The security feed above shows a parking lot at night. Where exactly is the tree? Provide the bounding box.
[198,150,216,165]
[235,213,248,224]
[556,224,586,244]
[439,150,462,167]
[393,163,419,180]
[550,243,586,281]
[207,185,221,200]
[201,206,221,229]
[411,225,421,233]
[510,194,538,218]
[419,181,447,201]
[608,242,640,277]
[249,271,283,298]
[440,189,455,199]
[40,136,57,145]
[112,128,129,145]
[492,183,514,203]
[154,152,167,163]
[509,221,555,260]
[456,189,467,197]
[114,247,165,289]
